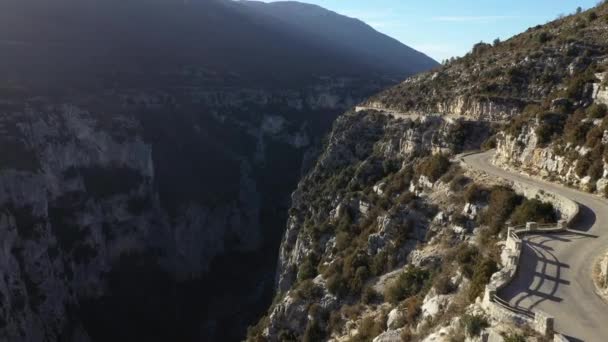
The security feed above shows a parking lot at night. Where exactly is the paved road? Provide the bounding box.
[354,106,506,123]
[463,150,608,342]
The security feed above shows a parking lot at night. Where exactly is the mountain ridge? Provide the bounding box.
[239,0,438,76]
[0,0,437,90]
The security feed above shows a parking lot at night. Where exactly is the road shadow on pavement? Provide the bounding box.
[563,335,584,342]
[498,235,569,311]
[569,203,596,232]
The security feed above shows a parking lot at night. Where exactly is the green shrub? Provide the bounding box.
[352,316,384,342]
[468,259,498,301]
[382,159,401,175]
[587,103,608,119]
[460,314,489,336]
[433,273,455,295]
[370,250,389,276]
[416,154,451,182]
[303,319,325,342]
[351,266,371,294]
[535,112,566,146]
[450,174,471,192]
[586,126,605,148]
[343,250,371,294]
[588,159,605,181]
[297,254,319,282]
[565,119,593,146]
[564,70,597,100]
[453,245,480,278]
[293,280,323,300]
[572,120,593,146]
[576,158,591,177]
[588,11,599,21]
[509,199,556,226]
[336,204,354,229]
[403,296,422,324]
[452,244,496,298]
[472,42,492,55]
[481,186,522,231]
[464,183,488,203]
[440,164,464,184]
[327,274,347,296]
[335,231,350,250]
[361,287,380,304]
[503,333,526,342]
[537,32,551,44]
[384,266,430,304]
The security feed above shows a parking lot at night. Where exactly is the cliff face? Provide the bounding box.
[274,113,491,295]
[0,105,155,341]
[249,110,498,341]
[494,72,608,195]
[0,78,392,341]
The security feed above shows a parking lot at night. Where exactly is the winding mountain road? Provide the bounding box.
[463,150,608,342]
[354,106,506,123]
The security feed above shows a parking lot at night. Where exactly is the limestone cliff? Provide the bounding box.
[494,72,608,194]
[0,79,390,341]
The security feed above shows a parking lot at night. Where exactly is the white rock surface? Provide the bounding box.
[387,308,405,330]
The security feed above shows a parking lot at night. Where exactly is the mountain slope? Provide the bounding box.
[0,1,438,341]
[251,3,608,341]
[0,0,436,89]
[365,6,608,119]
[238,0,438,76]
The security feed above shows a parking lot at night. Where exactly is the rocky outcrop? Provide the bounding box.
[593,73,608,106]
[365,95,526,122]
[275,112,490,295]
[494,72,608,195]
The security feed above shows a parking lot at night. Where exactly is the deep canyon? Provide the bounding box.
[0,0,437,341]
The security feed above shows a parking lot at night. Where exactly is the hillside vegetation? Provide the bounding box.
[252,3,608,341]
[366,3,608,118]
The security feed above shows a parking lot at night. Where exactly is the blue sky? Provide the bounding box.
[261,0,600,61]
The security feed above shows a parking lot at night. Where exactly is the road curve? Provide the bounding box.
[463,150,608,342]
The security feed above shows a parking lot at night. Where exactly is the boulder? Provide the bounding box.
[387,308,405,330]
[421,291,452,319]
